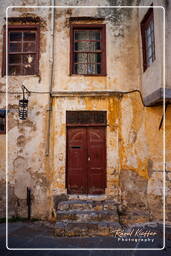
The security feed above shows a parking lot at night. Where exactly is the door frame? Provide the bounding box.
[66,124,107,194]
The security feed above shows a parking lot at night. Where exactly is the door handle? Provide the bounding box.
[88,156,91,161]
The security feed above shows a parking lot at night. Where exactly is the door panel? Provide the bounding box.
[67,128,87,194]
[87,127,106,194]
[67,127,106,194]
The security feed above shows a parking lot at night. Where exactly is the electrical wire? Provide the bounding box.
[0,89,168,107]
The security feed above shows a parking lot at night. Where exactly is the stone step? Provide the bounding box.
[54,221,121,237]
[119,209,150,224]
[56,210,119,223]
[57,200,118,211]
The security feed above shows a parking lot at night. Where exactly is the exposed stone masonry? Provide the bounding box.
[54,198,151,237]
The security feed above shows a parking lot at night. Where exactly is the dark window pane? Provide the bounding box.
[141,8,155,71]
[147,47,152,58]
[74,53,87,63]
[9,43,22,52]
[74,31,89,40]
[95,42,100,50]
[75,64,87,74]
[0,111,5,118]
[89,31,100,40]
[8,65,21,75]
[23,54,36,75]
[0,115,5,131]
[74,42,78,51]
[75,30,100,41]
[23,32,36,41]
[88,53,101,63]
[0,119,5,131]
[87,64,101,74]
[23,54,35,64]
[23,64,35,75]
[10,32,22,41]
[75,41,101,52]
[23,42,36,52]
[146,26,151,36]
[9,54,21,64]
[146,34,152,47]
[89,42,96,51]
[97,64,101,74]
[145,20,155,66]
[96,53,101,62]
[87,64,96,74]
[75,41,89,51]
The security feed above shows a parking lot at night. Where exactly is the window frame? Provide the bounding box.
[70,24,106,76]
[141,7,155,72]
[0,110,6,134]
[2,24,40,76]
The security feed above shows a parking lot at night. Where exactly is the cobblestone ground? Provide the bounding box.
[0,222,171,256]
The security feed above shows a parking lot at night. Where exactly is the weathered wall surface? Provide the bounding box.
[0,0,53,219]
[139,0,165,98]
[166,0,171,88]
[51,92,171,223]
[54,1,140,92]
[0,0,170,225]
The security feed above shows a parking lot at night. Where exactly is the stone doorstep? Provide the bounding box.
[57,199,119,211]
[56,210,119,222]
[54,221,121,237]
[68,195,108,201]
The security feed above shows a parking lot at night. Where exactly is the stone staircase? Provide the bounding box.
[54,198,121,237]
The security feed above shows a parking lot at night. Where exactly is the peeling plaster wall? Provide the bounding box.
[0,0,52,219]
[51,92,171,222]
[0,0,170,224]
[54,0,140,92]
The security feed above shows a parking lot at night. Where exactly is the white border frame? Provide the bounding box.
[5,5,165,251]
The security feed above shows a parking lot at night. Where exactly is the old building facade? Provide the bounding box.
[0,0,171,236]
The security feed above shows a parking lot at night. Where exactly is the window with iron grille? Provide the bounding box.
[141,7,155,71]
[2,25,40,76]
[0,110,6,134]
[70,24,106,75]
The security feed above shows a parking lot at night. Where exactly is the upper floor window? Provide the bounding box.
[0,110,6,134]
[70,24,106,75]
[141,7,155,71]
[2,25,40,76]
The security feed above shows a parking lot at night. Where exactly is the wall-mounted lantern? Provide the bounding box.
[19,85,31,120]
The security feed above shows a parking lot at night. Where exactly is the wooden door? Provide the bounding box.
[87,127,106,194]
[67,127,106,194]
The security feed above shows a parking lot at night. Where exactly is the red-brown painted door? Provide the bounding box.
[87,127,106,194]
[67,128,87,194]
[67,127,106,194]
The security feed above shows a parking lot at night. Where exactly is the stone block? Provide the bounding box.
[54,222,65,237]
[57,203,69,211]
[98,223,110,236]
[66,223,89,237]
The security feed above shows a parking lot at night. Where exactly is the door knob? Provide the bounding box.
[88,156,91,161]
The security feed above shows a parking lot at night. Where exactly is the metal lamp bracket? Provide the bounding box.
[19,84,31,120]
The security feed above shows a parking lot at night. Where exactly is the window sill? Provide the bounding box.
[69,73,107,77]
[2,74,40,78]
